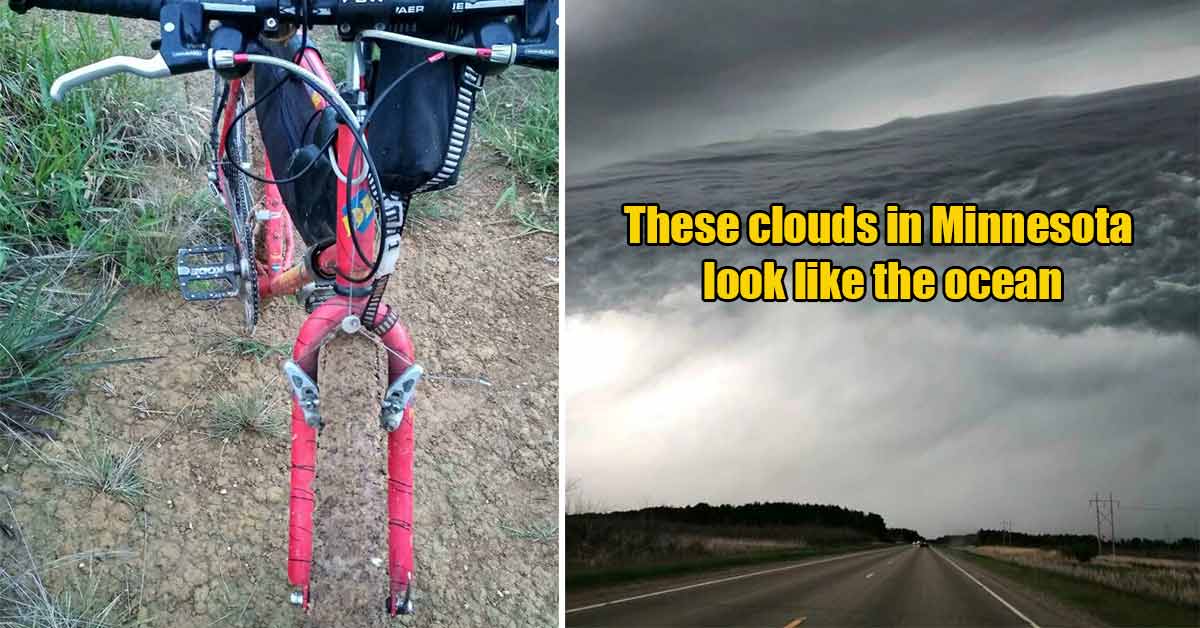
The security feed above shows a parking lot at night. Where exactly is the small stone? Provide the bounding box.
[370,557,383,568]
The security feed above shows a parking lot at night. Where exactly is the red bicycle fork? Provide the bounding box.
[283,296,420,615]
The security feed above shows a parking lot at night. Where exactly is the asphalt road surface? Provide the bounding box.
[567,546,1093,627]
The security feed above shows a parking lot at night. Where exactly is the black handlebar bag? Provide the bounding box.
[367,35,484,196]
[254,32,484,246]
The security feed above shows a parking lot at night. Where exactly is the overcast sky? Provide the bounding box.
[564,0,1200,539]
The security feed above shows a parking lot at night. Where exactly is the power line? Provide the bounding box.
[1119,504,1200,513]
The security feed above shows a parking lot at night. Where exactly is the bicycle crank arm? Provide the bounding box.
[50,53,169,101]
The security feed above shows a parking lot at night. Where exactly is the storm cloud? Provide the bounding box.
[563,0,1200,539]
[567,0,1200,171]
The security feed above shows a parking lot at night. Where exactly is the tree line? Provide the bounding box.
[569,501,892,539]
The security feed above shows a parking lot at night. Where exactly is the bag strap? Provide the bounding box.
[415,64,483,193]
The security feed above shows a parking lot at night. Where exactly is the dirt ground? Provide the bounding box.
[1,129,559,625]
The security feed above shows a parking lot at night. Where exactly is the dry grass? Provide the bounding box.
[206,392,287,440]
[679,535,806,554]
[0,497,136,627]
[53,441,147,507]
[972,545,1200,607]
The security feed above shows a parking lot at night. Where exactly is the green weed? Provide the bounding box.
[208,333,289,362]
[0,276,116,437]
[0,8,207,289]
[496,182,557,237]
[477,69,559,196]
[501,521,557,543]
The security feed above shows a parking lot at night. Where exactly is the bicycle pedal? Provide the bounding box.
[177,245,240,301]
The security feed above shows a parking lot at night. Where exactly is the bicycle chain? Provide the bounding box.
[212,75,260,335]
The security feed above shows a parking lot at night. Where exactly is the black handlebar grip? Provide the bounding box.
[10,0,161,19]
[514,43,558,69]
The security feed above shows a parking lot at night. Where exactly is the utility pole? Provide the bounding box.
[1109,493,1118,557]
[1001,520,1013,546]
[1090,493,1119,557]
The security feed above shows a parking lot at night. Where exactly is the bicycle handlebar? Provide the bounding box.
[10,0,527,28]
[11,0,558,72]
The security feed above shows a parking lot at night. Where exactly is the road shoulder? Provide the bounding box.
[936,548,1108,627]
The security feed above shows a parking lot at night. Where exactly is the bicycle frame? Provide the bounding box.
[212,40,418,615]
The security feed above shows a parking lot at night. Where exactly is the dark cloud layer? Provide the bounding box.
[567,0,1200,169]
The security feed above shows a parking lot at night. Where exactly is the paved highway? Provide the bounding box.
[567,546,1093,627]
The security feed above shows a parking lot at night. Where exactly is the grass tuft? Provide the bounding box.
[0,567,130,628]
[407,187,464,227]
[207,393,287,440]
[501,521,557,543]
[208,334,289,363]
[496,182,557,238]
[0,276,116,437]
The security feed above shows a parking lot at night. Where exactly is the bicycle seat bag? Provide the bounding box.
[253,34,338,245]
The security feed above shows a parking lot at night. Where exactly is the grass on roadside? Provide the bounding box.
[956,548,1200,627]
[207,393,287,440]
[0,8,210,433]
[0,8,209,289]
[567,545,877,591]
[476,68,558,197]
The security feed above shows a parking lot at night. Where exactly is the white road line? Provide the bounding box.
[934,549,1041,628]
[565,547,898,615]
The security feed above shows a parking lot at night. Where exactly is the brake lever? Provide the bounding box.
[50,53,170,102]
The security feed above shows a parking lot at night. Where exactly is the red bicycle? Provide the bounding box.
[11,0,557,615]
